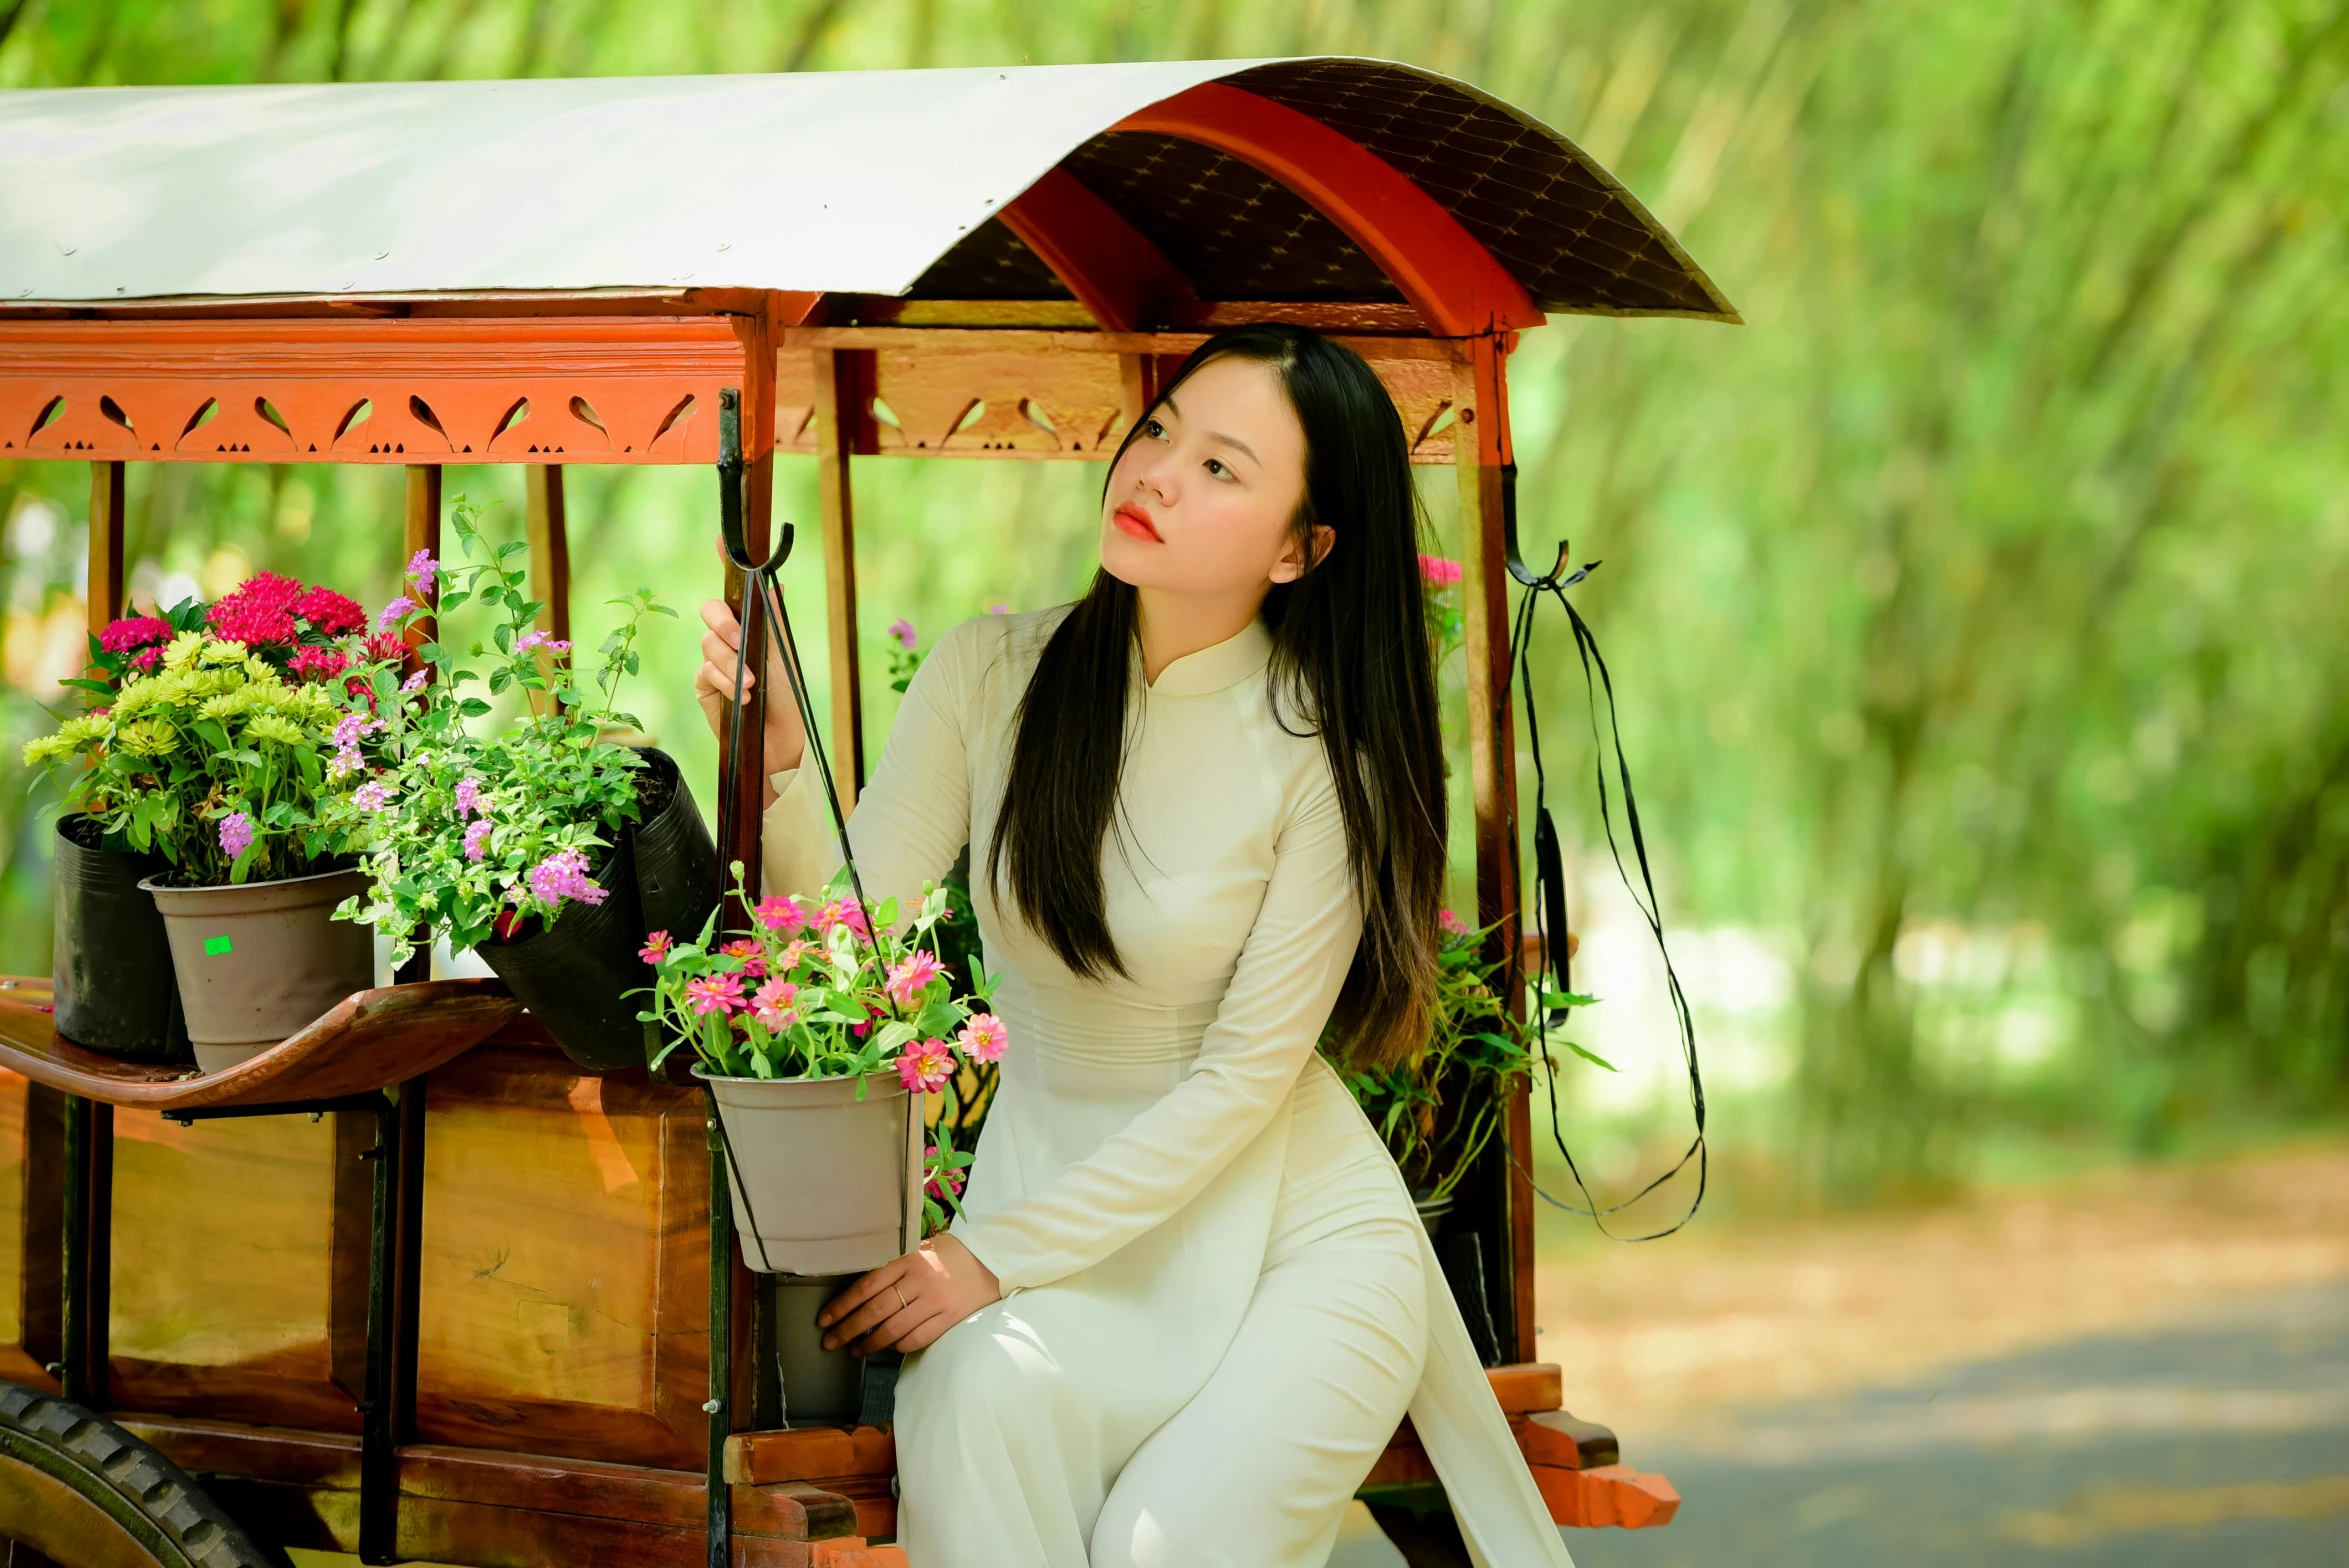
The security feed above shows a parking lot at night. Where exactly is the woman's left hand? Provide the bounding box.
[819,1235,1001,1355]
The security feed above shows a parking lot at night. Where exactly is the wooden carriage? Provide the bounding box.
[0,59,1733,1566]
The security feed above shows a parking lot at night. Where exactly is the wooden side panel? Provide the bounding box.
[105,1107,359,1430]
[0,1071,64,1387]
[411,1049,709,1468]
[774,334,1457,464]
[0,318,744,466]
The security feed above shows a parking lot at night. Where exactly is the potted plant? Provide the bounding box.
[336,501,715,1070]
[640,864,1002,1276]
[1332,912,1605,1234]
[23,573,393,1072]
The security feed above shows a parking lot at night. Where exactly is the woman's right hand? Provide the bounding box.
[696,596,808,808]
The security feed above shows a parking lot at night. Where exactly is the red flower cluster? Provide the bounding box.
[98,616,172,654]
[291,585,365,636]
[207,572,305,646]
[207,573,372,647]
[288,646,352,683]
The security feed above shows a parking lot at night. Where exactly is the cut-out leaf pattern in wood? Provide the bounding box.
[0,318,748,464]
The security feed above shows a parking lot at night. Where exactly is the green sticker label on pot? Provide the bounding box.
[203,935,233,957]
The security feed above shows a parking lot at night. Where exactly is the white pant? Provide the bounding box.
[896,1205,1430,1567]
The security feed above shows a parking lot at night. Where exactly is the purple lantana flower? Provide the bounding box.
[463,819,492,861]
[218,811,256,862]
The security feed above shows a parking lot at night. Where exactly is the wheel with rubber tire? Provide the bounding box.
[0,1382,287,1568]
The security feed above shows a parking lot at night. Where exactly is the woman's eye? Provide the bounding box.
[1142,418,1167,439]
[1204,459,1230,479]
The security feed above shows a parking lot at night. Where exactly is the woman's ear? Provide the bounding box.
[1269,524,1338,585]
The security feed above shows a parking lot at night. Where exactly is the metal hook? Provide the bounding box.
[717,387,794,576]
[1499,460,1569,588]
[1500,460,1601,591]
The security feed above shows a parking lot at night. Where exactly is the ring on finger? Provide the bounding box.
[893,1284,909,1311]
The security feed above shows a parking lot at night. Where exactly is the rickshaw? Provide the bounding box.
[0,58,1735,1567]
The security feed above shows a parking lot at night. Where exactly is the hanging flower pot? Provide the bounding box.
[476,835,653,1072]
[629,746,718,950]
[697,1067,924,1275]
[142,867,373,1074]
[50,816,190,1064]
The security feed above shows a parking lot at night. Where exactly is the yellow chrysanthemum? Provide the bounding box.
[115,719,179,758]
[59,713,112,744]
[244,713,305,747]
[197,689,256,722]
[21,733,75,766]
[162,631,207,670]
[199,639,249,667]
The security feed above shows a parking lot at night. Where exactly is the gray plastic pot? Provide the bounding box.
[696,1068,923,1276]
[141,868,374,1074]
[52,816,190,1063]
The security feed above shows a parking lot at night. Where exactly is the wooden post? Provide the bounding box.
[525,465,571,642]
[1456,335,1537,1365]
[399,467,442,988]
[525,466,571,715]
[87,461,125,630]
[811,349,867,806]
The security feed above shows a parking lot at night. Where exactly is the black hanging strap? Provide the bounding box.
[1499,463,1706,1241]
[714,387,868,919]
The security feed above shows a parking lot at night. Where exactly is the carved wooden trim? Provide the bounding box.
[0,318,756,466]
[777,329,1463,465]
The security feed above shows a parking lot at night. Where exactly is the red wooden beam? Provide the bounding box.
[998,168,1203,332]
[1114,84,1543,338]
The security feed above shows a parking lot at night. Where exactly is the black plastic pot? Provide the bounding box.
[478,833,653,1072]
[629,747,719,945]
[51,816,192,1064]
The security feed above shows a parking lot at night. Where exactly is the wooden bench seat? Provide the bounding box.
[726,1362,1679,1544]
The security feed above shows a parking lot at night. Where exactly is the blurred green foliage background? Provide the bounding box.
[3,0,2344,1210]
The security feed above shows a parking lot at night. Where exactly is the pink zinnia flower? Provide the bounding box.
[957,1013,1008,1064]
[885,951,944,1009]
[377,597,416,632]
[291,586,366,636]
[751,977,799,1031]
[684,973,746,1016]
[818,898,870,940]
[721,939,768,979]
[885,617,917,649]
[774,939,816,973]
[463,819,492,861]
[217,811,255,861]
[406,550,439,596]
[753,894,806,934]
[895,1038,954,1094]
[639,930,674,965]
[99,615,172,654]
[1418,554,1464,589]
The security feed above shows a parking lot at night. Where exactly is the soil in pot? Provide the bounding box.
[628,747,718,944]
[52,816,192,1064]
[698,1068,923,1276]
[477,833,652,1072]
[142,866,373,1074]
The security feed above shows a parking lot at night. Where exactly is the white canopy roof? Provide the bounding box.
[0,59,1734,320]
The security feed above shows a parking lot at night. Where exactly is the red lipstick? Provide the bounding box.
[1112,502,1163,543]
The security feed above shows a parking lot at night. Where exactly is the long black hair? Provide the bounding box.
[986,324,1447,1071]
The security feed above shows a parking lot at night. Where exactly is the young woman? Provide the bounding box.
[697,325,1574,1567]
